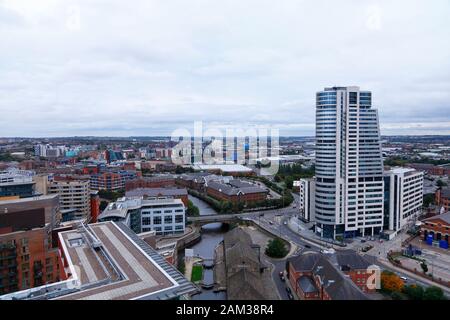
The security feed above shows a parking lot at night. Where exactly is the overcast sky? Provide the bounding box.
[0,0,449,137]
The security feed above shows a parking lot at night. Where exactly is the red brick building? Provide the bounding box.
[420,212,450,245]
[125,177,176,191]
[335,250,375,293]
[0,197,63,295]
[435,187,450,212]
[286,252,368,300]
[206,180,268,204]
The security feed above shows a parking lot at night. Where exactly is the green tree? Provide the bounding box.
[285,176,294,189]
[265,237,288,258]
[423,194,435,208]
[186,200,200,216]
[403,284,424,300]
[437,179,448,187]
[423,286,445,300]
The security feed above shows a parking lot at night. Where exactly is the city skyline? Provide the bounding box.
[1,1,449,137]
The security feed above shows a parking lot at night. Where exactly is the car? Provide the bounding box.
[360,239,366,243]
[269,221,274,225]
[305,245,311,249]
[400,276,408,282]
[287,293,294,300]
[259,213,264,217]
[286,287,292,294]
[283,221,288,225]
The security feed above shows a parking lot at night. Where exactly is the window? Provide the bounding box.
[153,216,162,225]
[175,215,184,223]
[164,216,173,224]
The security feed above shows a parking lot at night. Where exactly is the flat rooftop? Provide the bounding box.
[192,164,253,173]
[53,221,195,300]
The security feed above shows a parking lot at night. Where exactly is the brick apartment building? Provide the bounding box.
[286,252,367,300]
[206,180,268,204]
[409,163,450,176]
[0,195,64,295]
[335,250,374,293]
[435,187,450,212]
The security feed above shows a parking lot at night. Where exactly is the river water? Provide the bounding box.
[186,195,227,300]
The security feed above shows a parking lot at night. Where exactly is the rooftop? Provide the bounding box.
[1,221,198,300]
[191,164,253,173]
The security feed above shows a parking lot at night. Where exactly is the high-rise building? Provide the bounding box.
[383,168,424,236]
[315,86,384,239]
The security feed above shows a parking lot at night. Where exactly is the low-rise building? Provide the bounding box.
[206,179,268,204]
[435,187,450,212]
[98,197,186,235]
[125,176,176,191]
[335,250,374,293]
[420,212,450,248]
[286,252,368,300]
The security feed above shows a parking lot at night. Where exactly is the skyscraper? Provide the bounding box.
[315,86,384,239]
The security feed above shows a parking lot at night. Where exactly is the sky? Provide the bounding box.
[0,0,449,137]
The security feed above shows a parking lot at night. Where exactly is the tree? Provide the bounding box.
[421,262,428,274]
[265,238,288,258]
[100,201,109,211]
[381,271,404,293]
[423,286,445,300]
[437,179,448,187]
[403,284,424,300]
[186,200,200,216]
[285,176,294,189]
[423,194,435,208]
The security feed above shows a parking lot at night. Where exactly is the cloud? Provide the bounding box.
[0,0,449,137]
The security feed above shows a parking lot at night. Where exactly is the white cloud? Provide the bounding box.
[0,0,449,137]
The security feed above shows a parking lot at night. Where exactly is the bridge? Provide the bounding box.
[187,213,252,226]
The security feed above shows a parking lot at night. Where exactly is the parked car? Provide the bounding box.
[269,221,274,225]
[283,221,288,225]
[305,245,311,249]
[360,239,366,243]
[286,287,292,294]
[287,292,294,300]
[400,276,408,282]
[279,272,285,282]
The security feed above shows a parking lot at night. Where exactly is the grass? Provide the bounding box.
[191,265,203,282]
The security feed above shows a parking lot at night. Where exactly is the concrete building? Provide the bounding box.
[125,188,189,206]
[383,168,424,236]
[48,179,91,222]
[98,197,186,235]
[299,178,315,222]
[0,168,36,199]
[314,86,384,239]
[0,221,198,300]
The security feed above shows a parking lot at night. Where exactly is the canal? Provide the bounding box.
[186,195,227,300]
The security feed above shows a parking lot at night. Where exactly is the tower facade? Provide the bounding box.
[315,86,384,239]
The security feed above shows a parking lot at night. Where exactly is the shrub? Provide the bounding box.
[265,237,289,258]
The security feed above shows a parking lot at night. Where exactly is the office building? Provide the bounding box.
[98,197,186,235]
[0,168,36,199]
[315,86,384,239]
[383,167,424,235]
[299,178,315,222]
